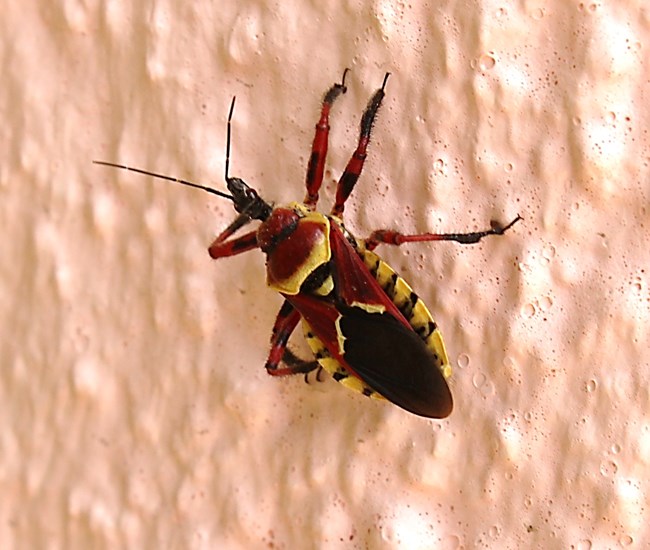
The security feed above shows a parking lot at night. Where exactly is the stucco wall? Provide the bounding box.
[2,1,648,548]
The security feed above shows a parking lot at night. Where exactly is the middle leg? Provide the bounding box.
[331,72,390,218]
[265,300,318,376]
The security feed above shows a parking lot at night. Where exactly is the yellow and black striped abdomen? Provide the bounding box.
[359,247,451,380]
[301,241,451,399]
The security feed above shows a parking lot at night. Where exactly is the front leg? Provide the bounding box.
[304,69,349,209]
[208,230,258,259]
[208,209,260,259]
[365,215,522,251]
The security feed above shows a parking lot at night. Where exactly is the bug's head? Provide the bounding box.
[220,96,272,222]
[226,176,272,222]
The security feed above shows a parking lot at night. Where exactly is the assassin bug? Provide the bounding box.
[95,70,521,418]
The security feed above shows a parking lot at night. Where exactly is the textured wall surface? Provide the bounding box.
[2,1,649,548]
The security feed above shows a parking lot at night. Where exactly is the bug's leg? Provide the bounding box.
[365,215,522,251]
[281,348,322,383]
[331,72,390,218]
[208,211,259,259]
[208,230,258,258]
[304,69,349,209]
[265,301,301,375]
[265,301,319,376]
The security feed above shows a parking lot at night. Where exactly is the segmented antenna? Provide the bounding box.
[93,98,242,202]
[225,96,236,183]
[92,161,234,201]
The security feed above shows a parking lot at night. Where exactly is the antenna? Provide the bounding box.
[93,98,243,202]
[92,161,234,201]
[225,96,236,183]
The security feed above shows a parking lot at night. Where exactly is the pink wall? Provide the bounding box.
[2,1,648,547]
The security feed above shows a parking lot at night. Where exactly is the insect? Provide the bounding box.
[95,70,521,418]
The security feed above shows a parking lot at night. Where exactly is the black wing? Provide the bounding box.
[339,306,453,418]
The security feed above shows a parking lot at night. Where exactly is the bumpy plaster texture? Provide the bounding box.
[2,1,649,548]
